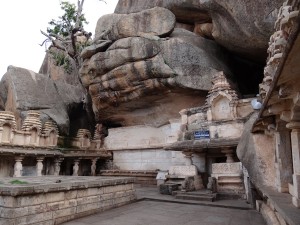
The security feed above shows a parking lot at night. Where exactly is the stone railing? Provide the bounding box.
[212,162,242,175]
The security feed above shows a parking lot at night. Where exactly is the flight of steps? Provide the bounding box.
[216,175,245,196]
[172,190,216,202]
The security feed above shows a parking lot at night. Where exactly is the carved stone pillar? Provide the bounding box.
[221,148,235,163]
[275,121,293,193]
[36,157,44,176]
[73,159,80,176]
[91,158,99,176]
[182,151,193,166]
[54,158,63,176]
[14,156,24,177]
[286,121,300,207]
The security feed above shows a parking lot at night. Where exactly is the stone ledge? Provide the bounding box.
[0,176,135,196]
[259,186,300,225]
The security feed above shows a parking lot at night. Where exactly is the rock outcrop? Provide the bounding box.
[0,66,84,134]
[94,7,176,41]
[80,7,232,126]
[237,112,276,188]
[115,0,285,61]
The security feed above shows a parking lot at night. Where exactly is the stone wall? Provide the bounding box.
[104,122,181,150]
[0,176,136,225]
[112,149,205,172]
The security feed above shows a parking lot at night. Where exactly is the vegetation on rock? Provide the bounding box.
[41,0,105,72]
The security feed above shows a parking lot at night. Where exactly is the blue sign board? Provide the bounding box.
[194,130,210,140]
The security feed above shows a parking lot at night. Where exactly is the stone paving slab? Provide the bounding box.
[62,200,266,225]
[63,186,266,225]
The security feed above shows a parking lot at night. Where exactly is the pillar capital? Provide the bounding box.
[286,121,300,130]
[221,148,235,163]
[14,155,24,161]
[182,151,193,166]
[36,156,45,161]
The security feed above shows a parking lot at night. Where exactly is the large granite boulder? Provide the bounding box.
[115,0,284,61]
[80,25,231,126]
[0,97,4,111]
[1,66,84,135]
[237,112,276,188]
[94,7,176,41]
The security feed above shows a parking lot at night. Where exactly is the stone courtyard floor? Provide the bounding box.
[63,186,266,225]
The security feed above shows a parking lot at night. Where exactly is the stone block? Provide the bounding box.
[159,184,179,195]
[47,199,77,210]
[77,196,100,205]
[53,206,76,219]
[78,187,103,197]
[54,214,76,225]
[100,199,113,208]
[100,193,114,201]
[293,174,300,198]
[292,196,300,208]
[0,196,16,208]
[31,220,53,225]
[169,165,198,177]
[64,190,77,200]
[0,218,14,225]
[76,202,99,213]
[14,211,53,225]
[16,195,45,207]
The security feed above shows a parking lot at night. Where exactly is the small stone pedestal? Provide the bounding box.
[159,183,179,195]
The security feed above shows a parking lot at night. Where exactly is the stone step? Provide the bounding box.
[217,180,243,184]
[172,190,212,196]
[175,193,215,202]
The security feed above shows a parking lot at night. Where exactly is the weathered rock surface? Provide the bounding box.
[1,66,84,134]
[114,0,210,24]
[95,7,176,41]
[115,0,285,61]
[80,40,112,60]
[237,112,276,188]
[0,97,4,111]
[39,47,81,86]
[80,26,231,126]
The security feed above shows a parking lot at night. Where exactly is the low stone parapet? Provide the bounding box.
[100,170,157,185]
[0,176,136,225]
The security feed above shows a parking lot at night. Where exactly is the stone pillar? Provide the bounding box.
[286,121,300,207]
[275,121,293,192]
[54,158,63,176]
[14,156,24,177]
[182,151,193,166]
[36,157,44,176]
[91,158,98,176]
[73,159,80,176]
[221,148,235,163]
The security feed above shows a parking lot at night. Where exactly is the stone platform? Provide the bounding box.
[0,176,136,225]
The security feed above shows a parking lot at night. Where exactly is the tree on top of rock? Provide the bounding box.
[41,0,105,71]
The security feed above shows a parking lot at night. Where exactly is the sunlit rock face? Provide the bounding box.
[80,7,232,126]
[0,66,85,135]
[115,0,285,61]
